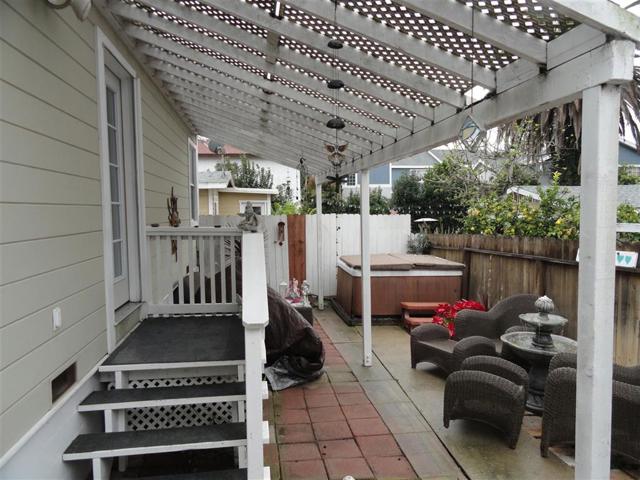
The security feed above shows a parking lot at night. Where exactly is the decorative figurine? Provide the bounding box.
[301,280,310,307]
[238,201,259,232]
[167,187,180,260]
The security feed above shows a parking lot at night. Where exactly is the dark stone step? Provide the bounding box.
[63,423,246,460]
[102,315,244,367]
[120,469,247,480]
[79,383,246,411]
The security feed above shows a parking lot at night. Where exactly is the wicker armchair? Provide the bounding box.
[444,356,529,449]
[541,353,640,464]
[411,294,539,375]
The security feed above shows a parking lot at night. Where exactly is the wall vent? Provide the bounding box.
[51,363,76,403]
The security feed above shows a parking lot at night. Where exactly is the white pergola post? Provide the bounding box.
[576,84,621,480]
[315,176,324,310]
[360,169,372,367]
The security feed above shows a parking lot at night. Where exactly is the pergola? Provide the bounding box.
[95,0,639,477]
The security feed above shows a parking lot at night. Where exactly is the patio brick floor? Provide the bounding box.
[265,322,422,480]
[273,306,639,480]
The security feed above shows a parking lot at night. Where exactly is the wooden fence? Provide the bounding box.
[429,234,640,366]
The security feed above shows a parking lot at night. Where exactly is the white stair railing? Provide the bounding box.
[241,233,270,480]
[146,226,241,315]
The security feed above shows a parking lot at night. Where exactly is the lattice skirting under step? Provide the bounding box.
[107,375,241,431]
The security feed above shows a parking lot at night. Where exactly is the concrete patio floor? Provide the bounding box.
[264,306,639,480]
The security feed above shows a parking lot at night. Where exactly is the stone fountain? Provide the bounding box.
[500,296,577,413]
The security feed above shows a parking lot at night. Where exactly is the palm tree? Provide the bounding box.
[498,65,640,183]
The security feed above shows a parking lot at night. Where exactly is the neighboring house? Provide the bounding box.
[343,147,533,197]
[198,170,278,215]
[343,150,440,197]
[508,185,640,211]
[198,139,302,202]
[619,141,640,175]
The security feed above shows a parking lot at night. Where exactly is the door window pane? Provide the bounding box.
[106,89,116,126]
[108,127,118,166]
[111,204,121,240]
[110,165,119,200]
[113,241,123,277]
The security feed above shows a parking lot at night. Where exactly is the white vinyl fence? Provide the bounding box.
[200,214,411,298]
[305,214,411,297]
[200,215,289,291]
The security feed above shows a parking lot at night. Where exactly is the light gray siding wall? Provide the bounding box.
[0,0,191,459]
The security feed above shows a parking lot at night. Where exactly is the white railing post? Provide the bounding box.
[241,232,269,480]
[315,176,324,310]
[359,169,372,367]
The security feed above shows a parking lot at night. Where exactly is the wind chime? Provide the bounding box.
[325,0,349,200]
[458,5,486,153]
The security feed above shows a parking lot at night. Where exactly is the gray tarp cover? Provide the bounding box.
[264,287,324,390]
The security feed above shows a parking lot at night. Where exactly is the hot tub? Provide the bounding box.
[334,253,464,324]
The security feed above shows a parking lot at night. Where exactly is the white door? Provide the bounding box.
[104,63,140,309]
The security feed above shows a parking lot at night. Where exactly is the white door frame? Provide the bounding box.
[96,28,148,352]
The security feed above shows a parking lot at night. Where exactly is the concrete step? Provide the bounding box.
[63,423,247,462]
[78,383,246,412]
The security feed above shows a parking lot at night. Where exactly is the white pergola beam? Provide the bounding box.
[201,0,465,109]
[285,0,496,89]
[549,0,640,45]
[341,40,635,175]
[143,52,379,147]
[181,102,328,166]
[155,70,370,153]
[175,96,340,166]
[167,81,363,156]
[193,123,317,173]
[128,30,396,138]
[189,114,327,171]
[576,83,620,480]
[395,0,547,65]
[123,0,435,122]
[122,22,403,136]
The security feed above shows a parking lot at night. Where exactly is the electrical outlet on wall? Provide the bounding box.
[52,307,62,331]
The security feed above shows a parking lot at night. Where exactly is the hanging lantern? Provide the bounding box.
[327,79,344,89]
[328,39,343,49]
[326,117,346,130]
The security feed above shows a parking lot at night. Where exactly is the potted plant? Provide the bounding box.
[433,299,486,337]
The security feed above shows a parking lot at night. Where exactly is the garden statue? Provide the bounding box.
[238,201,259,232]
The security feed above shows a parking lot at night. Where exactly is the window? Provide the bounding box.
[239,200,270,215]
[346,173,356,186]
[189,139,198,224]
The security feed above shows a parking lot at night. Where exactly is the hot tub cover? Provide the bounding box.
[340,253,464,271]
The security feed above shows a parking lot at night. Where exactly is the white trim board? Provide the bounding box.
[62,438,248,461]
[98,359,245,373]
[77,394,246,412]
[337,260,463,278]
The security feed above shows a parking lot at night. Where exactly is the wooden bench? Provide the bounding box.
[400,301,445,331]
